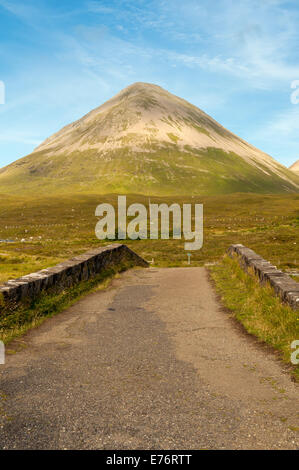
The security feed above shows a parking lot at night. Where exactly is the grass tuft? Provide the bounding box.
[209,255,299,381]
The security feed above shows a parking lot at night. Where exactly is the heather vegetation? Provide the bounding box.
[0,192,298,284]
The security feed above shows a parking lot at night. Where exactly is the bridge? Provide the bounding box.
[0,257,298,449]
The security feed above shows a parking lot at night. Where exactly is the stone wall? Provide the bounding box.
[228,244,299,310]
[0,244,148,310]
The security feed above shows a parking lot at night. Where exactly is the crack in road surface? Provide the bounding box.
[0,267,298,449]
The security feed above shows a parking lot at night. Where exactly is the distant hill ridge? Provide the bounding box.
[0,82,298,195]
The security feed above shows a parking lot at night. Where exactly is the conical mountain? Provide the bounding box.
[0,82,298,195]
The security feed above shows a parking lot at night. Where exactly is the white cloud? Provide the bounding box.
[86,2,114,14]
[256,107,299,138]
[0,0,40,21]
[248,105,299,166]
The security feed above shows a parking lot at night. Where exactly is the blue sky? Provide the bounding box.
[0,0,299,168]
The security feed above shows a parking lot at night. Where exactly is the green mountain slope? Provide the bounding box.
[1,82,298,195]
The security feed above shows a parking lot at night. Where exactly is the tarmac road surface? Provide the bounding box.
[0,267,298,449]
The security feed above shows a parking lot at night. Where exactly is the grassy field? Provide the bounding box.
[210,255,299,381]
[0,192,298,284]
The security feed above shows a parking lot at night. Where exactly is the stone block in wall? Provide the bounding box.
[228,244,299,310]
[0,244,148,312]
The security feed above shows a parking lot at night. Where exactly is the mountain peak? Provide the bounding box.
[290,160,299,174]
[30,82,275,167]
[0,83,298,195]
[110,81,168,104]
[121,81,164,91]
